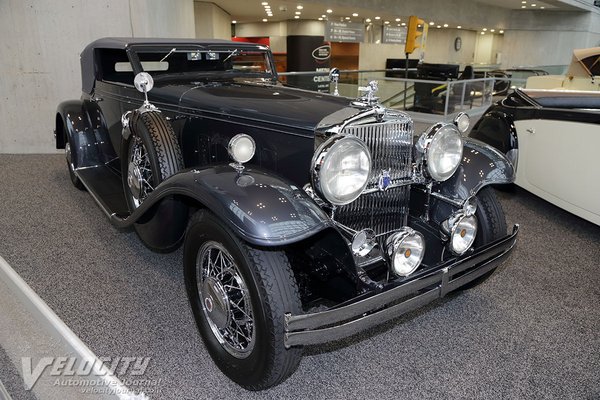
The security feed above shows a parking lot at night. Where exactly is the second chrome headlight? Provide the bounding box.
[312,135,371,205]
[418,123,464,182]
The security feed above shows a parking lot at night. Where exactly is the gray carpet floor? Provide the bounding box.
[0,154,599,400]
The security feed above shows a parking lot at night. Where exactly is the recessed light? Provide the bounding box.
[263,18,268,22]
[499,30,504,33]
[261,1,268,5]
[232,20,237,24]
[295,11,301,15]
[541,6,545,8]
[375,16,381,20]
[326,9,333,13]
[318,17,323,20]
[457,25,462,29]
[395,18,401,22]
[481,31,485,34]
[429,21,434,25]
[522,0,526,3]
[437,25,441,28]
[321,14,326,17]
[294,15,299,19]
[483,28,487,31]
[352,13,359,17]
[401,22,406,26]
[531,3,537,6]
[297,5,303,9]
[264,6,270,9]
[365,18,371,22]
[491,29,495,32]
[443,23,448,27]
[521,5,526,8]
[345,16,350,20]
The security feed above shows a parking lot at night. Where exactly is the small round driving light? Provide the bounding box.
[351,229,376,257]
[228,134,256,164]
[454,112,470,134]
[385,228,425,277]
[449,214,478,255]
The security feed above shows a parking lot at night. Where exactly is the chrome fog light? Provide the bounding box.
[351,229,376,257]
[448,214,478,255]
[385,228,425,277]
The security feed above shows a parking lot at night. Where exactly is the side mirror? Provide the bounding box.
[329,68,340,96]
[134,72,154,94]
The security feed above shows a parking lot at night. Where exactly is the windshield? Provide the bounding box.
[132,48,274,80]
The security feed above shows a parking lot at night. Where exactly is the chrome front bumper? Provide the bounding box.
[284,224,519,348]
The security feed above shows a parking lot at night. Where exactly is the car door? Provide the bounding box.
[514,111,600,224]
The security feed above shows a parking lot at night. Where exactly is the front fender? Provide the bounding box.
[111,165,333,247]
[432,137,515,203]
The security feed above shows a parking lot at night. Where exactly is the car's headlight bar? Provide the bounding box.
[311,135,372,206]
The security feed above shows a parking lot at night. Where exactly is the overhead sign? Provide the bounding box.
[383,26,407,44]
[325,21,364,42]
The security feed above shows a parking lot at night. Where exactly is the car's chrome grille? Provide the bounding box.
[335,117,413,235]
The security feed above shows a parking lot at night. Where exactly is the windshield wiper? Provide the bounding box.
[159,48,176,63]
[223,49,239,64]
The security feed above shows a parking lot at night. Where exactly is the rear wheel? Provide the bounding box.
[184,211,303,390]
[461,186,507,289]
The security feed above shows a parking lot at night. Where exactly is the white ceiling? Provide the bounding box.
[214,0,573,29]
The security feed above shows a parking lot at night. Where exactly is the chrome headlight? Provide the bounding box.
[312,135,371,206]
[418,123,464,182]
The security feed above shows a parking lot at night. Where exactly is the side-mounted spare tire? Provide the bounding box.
[121,110,188,252]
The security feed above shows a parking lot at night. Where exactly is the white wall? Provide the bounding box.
[425,29,478,67]
[0,0,195,154]
[194,1,231,40]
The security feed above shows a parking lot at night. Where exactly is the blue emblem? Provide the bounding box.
[378,170,391,191]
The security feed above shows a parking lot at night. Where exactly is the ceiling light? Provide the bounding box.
[352,13,358,17]
[437,25,441,28]
[522,0,526,2]
[491,29,495,32]
[443,23,448,27]
[480,31,485,34]
[261,1,268,5]
[365,18,371,22]
[531,3,537,6]
[395,18,401,22]
[321,14,326,17]
[483,28,487,31]
[457,25,462,29]
[263,18,268,22]
[232,20,237,24]
[401,22,406,26]
[294,15,299,19]
[375,16,381,20]
[345,16,350,20]
[384,21,390,24]
[326,9,333,13]
[297,5,303,9]
[521,5,526,8]
[295,11,301,14]
[499,30,504,33]
[429,21,434,25]
[318,17,323,20]
[264,6,270,9]
[541,6,545,8]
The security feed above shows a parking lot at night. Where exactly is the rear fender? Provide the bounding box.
[111,165,334,247]
[432,137,515,203]
[56,100,115,169]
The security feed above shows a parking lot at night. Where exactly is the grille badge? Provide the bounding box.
[378,170,392,191]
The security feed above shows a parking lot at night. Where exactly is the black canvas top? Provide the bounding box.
[80,37,266,94]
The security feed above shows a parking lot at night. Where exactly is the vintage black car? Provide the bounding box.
[55,38,519,390]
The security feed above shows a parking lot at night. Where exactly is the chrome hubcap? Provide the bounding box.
[197,241,255,358]
[127,136,153,207]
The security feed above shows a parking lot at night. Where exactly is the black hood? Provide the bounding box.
[150,80,356,132]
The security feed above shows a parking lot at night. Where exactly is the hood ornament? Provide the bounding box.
[352,80,380,107]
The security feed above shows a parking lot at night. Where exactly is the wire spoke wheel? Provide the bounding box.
[127,135,154,208]
[197,241,255,358]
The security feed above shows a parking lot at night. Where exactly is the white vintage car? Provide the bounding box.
[527,47,600,91]
[470,88,600,225]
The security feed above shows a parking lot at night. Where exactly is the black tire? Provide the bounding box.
[63,125,86,191]
[460,186,508,289]
[184,210,303,390]
[122,111,187,252]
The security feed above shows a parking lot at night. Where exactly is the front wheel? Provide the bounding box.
[184,211,303,390]
[461,186,508,289]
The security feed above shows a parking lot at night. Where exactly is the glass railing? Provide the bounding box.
[279,69,496,123]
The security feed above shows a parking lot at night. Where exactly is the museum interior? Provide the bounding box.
[0,0,599,399]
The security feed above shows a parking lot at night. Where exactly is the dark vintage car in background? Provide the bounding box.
[470,88,600,226]
[55,38,519,390]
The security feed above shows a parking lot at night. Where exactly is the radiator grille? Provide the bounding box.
[334,116,413,235]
